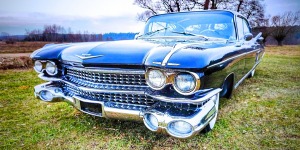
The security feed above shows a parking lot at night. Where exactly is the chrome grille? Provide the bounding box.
[65,68,146,86]
[64,77,147,91]
[63,82,157,108]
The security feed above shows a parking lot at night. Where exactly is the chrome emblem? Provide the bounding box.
[75,54,103,60]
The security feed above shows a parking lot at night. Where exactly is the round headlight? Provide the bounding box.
[174,73,196,94]
[34,60,43,73]
[146,69,166,89]
[143,114,159,131]
[45,61,58,76]
[167,121,193,138]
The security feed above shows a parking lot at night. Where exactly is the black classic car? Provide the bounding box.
[31,10,264,138]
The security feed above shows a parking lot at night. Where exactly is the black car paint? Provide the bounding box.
[31,11,264,98]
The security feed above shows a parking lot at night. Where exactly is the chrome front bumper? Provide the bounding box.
[34,81,221,138]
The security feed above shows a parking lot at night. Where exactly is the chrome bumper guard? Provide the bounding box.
[34,82,220,138]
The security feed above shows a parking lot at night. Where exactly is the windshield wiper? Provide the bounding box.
[171,31,208,41]
[136,27,168,39]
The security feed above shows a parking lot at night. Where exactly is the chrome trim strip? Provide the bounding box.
[75,54,103,60]
[64,66,145,75]
[162,43,187,66]
[207,49,260,68]
[234,60,260,89]
[146,88,222,104]
[152,62,162,65]
[63,80,146,94]
[167,63,180,66]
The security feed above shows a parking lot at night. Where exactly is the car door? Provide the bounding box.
[236,17,259,80]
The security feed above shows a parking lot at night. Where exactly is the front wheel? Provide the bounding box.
[201,95,219,133]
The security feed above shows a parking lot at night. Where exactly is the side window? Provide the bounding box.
[236,17,244,40]
[242,19,250,34]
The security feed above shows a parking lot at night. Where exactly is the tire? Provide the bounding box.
[220,74,234,99]
[248,69,255,78]
[201,95,219,134]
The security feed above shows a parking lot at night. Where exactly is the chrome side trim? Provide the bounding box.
[207,49,260,68]
[234,60,260,89]
[146,88,222,104]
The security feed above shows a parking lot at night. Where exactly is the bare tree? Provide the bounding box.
[134,0,265,26]
[134,0,203,21]
[270,11,300,46]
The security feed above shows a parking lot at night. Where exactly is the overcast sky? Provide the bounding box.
[0,0,299,35]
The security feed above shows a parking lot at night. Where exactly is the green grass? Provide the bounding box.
[1,45,299,149]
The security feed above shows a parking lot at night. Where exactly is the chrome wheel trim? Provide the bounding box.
[251,69,255,77]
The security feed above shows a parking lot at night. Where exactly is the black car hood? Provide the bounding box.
[31,39,231,69]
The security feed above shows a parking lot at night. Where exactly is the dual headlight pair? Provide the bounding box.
[145,69,200,95]
[34,60,58,76]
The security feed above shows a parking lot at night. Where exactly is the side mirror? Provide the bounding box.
[244,33,253,41]
[257,36,264,43]
[134,32,140,40]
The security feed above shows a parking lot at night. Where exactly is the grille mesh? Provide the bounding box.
[66,68,146,86]
[63,83,156,107]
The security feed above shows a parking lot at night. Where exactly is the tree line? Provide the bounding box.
[23,24,136,42]
[0,24,136,43]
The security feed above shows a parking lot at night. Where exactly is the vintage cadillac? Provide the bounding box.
[31,10,264,138]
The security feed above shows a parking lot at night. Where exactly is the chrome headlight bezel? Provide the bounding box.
[45,61,58,76]
[167,120,194,138]
[145,69,167,90]
[173,72,200,95]
[33,60,43,73]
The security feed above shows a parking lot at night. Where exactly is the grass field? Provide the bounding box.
[0,45,299,149]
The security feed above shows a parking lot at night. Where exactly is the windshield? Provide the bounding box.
[138,11,236,40]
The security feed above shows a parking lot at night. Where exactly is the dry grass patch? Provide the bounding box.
[0,56,33,70]
[0,41,50,53]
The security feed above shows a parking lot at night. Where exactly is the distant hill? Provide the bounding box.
[0,35,26,41]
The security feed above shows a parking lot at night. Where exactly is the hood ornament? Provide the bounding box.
[75,54,103,60]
